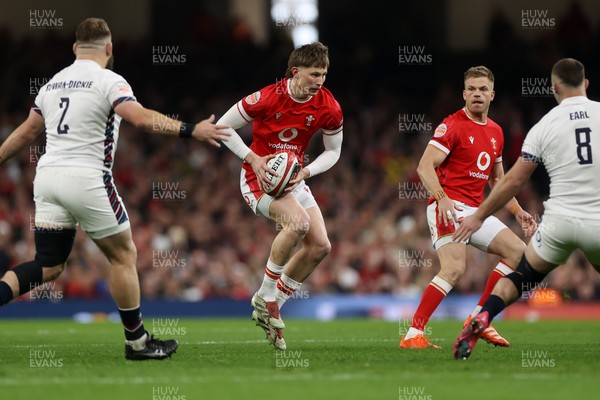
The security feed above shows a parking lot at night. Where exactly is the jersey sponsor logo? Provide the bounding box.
[468,136,474,144]
[245,91,261,105]
[433,123,447,138]
[469,171,489,180]
[269,142,299,152]
[476,151,491,171]
[278,127,299,142]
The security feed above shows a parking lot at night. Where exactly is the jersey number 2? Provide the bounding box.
[575,127,592,165]
[57,97,70,134]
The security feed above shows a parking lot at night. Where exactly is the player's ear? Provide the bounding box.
[72,43,77,55]
[584,79,589,90]
[291,67,299,77]
[462,90,466,101]
[490,90,495,101]
[106,42,113,57]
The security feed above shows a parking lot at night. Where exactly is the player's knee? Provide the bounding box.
[505,255,546,297]
[43,264,66,281]
[311,239,331,262]
[499,237,526,267]
[281,212,311,238]
[114,240,137,267]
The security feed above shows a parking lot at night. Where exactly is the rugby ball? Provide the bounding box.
[263,151,300,197]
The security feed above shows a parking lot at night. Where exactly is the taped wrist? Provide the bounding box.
[179,122,194,138]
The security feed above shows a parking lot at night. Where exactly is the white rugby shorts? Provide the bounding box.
[531,214,600,265]
[34,166,130,239]
[427,200,507,250]
[240,169,317,217]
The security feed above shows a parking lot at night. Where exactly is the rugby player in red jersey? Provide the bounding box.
[399,66,537,349]
[217,42,343,350]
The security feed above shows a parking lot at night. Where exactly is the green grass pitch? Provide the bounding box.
[0,318,598,400]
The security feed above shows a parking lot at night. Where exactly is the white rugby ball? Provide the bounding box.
[263,151,300,197]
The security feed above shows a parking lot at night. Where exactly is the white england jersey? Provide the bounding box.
[522,96,600,219]
[33,59,136,172]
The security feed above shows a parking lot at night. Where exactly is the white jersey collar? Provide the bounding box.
[73,59,103,70]
[462,107,487,125]
[559,96,588,106]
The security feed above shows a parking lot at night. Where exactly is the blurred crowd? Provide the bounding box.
[1,1,599,302]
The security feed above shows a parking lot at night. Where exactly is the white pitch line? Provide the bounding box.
[0,337,402,349]
[0,371,381,386]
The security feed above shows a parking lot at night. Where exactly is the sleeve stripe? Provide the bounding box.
[521,152,543,164]
[494,156,503,163]
[236,101,253,123]
[32,104,42,116]
[323,126,343,136]
[112,96,136,109]
[428,140,450,154]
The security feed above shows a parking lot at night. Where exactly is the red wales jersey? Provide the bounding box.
[237,78,343,175]
[428,108,504,207]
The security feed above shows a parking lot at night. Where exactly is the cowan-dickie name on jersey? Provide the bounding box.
[33,59,136,172]
[428,108,504,207]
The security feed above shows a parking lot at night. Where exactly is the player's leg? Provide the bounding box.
[250,193,310,350]
[400,202,467,349]
[92,226,178,360]
[454,244,557,360]
[400,241,466,349]
[275,204,331,309]
[455,216,568,359]
[464,217,524,347]
[471,222,525,317]
[0,227,75,306]
[67,168,176,360]
[0,169,76,306]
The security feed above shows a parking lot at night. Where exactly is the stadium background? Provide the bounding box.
[1,0,599,321]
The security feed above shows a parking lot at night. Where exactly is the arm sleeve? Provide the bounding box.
[521,122,544,164]
[305,129,343,177]
[217,104,252,161]
[105,72,136,109]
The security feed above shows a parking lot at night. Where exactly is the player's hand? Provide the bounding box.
[436,197,463,227]
[453,214,483,242]
[191,114,230,147]
[247,152,278,191]
[283,167,309,194]
[516,210,537,237]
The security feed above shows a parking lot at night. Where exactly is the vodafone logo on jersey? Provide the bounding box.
[476,151,491,170]
[278,127,299,142]
[469,151,491,180]
[245,91,261,105]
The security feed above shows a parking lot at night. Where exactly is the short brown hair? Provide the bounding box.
[552,58,585,87]
[285,42,329,78]
[76,17,111,45]
[464,66,495,84]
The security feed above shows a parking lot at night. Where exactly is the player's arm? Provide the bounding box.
[291,129,343,185]
[416,144,462,226]
[488,162,522,215]
[454,157,539,241]
[114,101,229,147]
[217,104,276,191]
[0,109,45,166]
